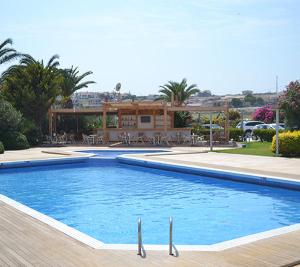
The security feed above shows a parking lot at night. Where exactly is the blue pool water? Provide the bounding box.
[1,154,300,245]
[80,149,168,158]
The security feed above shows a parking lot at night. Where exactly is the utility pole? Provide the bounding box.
[275,75,279,156]
[210,112,213,151]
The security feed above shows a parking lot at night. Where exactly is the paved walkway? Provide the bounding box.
[0,146,222,163]
[142,152,300,180]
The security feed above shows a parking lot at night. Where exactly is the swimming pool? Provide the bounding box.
[0,151,300,246]
[80,149,168,158]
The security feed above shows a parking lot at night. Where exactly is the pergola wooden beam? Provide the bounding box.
[167,106,227,112]
[51,108,104,114]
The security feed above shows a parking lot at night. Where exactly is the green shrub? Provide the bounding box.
[1,132,30,150]
[192,127,210,135]
[229,128,244,141]
[0,99,29,150]
[0,141,4,154]
[193,126,243,141]
[253,129,277,142]
[272,131,300,156]
[0,99,22,134]
[21,119,41,146]
[192,127,221,137]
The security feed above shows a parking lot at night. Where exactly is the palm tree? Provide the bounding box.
[59,66,95,108]
[61,66,95,97]
[1,54,62,134]
[159,78,200,105]
[0,38,21,65]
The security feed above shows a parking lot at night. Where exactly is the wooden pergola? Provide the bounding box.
[48,101,230,143]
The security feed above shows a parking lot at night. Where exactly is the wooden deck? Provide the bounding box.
[1,200,300,266]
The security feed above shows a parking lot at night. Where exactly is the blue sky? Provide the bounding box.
[1,0,300,95]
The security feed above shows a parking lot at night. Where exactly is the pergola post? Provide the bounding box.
[210,112,213,151]
[103,105,107,142]
[53,113,57,134]
[225,102,230,141]
[153,109,156,129]
[118,110,122,128]
[135,107,138,129]
[48,109,53,136]
[163,104,168,133]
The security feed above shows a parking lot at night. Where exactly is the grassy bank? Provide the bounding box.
[217,142,274,157]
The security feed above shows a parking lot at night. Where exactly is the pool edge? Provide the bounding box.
[0,155,91,169]
[117,155,300,191]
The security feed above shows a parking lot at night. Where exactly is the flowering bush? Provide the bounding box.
[252,105,275,123]
[279,81,300,129]
[272,131,300,156]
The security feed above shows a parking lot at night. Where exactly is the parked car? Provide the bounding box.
[202,124,224,130]
[268,123,285,130]
[252,124,274,130]
[236,121,264,136]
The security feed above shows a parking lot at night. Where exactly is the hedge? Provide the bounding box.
[192,127,243,141]
[0,141,4,154]
[1,132,30,150]
[229,128,244,141]
[252,129,277,142]
[272,131,300,156]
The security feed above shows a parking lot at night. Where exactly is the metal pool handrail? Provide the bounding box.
[137,218,142,255]
[137,217,177,257]
[169,217,173,255]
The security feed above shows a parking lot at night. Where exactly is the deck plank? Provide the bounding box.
[1,201,300,266]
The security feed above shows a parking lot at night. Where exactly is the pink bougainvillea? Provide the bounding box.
[279,80,300,128]
[252,105,275,123]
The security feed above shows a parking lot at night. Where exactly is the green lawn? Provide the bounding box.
[217,142,275,157]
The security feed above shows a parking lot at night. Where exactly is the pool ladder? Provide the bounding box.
[137,217,176,257]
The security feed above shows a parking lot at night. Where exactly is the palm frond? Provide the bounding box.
[0,53,20,64]
[74,80,96,90]
[186,84,198,91]
[47,54,60,68]
[0,38,13,50]
[61,66,95,96]
[20,54,36,65]
[0,48,17,57]
[75,71,93,83]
